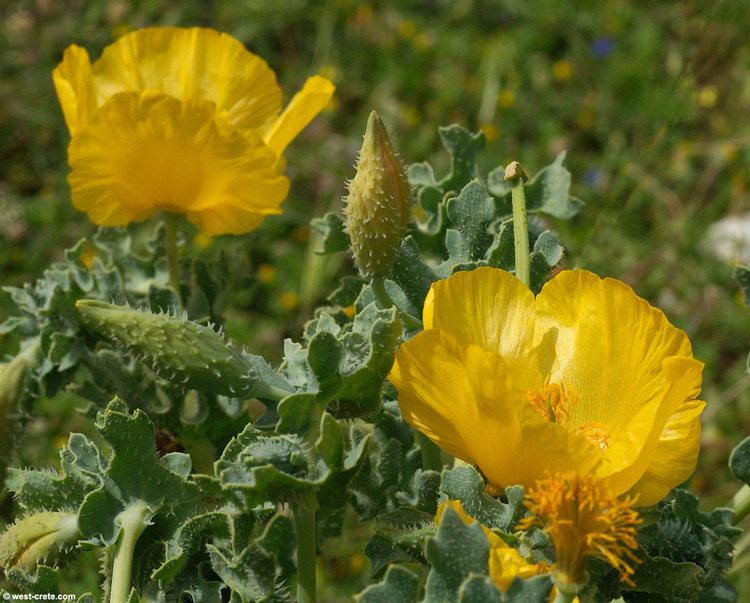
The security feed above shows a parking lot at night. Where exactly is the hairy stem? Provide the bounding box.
[292,490,319,603]
[165,214,182,304]
[732,484,750,524]
[371,276,422,331]
[110,501,150,603]
[510,178,530,287]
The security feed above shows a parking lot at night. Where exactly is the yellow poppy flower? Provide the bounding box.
[389,268,705,506]
[435,500,548,591]
[53,27,334,235]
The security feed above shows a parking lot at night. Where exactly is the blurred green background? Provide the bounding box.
[1,0,749,598]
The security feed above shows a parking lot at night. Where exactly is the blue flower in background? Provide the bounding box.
[591,36,615,58]
[584,167,605,188]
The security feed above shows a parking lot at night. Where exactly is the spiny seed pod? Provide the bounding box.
[0,512,79,570]
[343,111,411,278]
[76,300,279,400]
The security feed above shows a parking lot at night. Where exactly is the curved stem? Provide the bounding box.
[292,490,319,603]
[165,214,182,304]
[110,501,150,603]
[371,276,423,331]
[510,179,530,287]
[415,432,443,472]
[732,484,750,524]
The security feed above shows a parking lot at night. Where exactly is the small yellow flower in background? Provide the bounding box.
[497,89,515,108]
[397,19,416,40]
[402,105,421,127]
[480,123,499,142]
[53,27,334,235]
[435,500,548,591]
[279,291,299,312]
[521,473,641,589]
[389,268,706,506]
[257,263,276,285]
[412,31,433,51]
[698,85,718,108]
[552,59,573,81]
[576,109,596,131]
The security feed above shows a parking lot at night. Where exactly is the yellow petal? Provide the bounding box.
[89,27,282,132]
[52,45,96,135]
[422,267,540,389]
[390,329,600,490]
[598,356,704,497]
[534,270,693,430]
[626,398,706,505]
[263,75,335,156]
[67,91,288,234]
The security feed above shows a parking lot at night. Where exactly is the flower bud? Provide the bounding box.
[344,111,411,278]
[0,512,79,570]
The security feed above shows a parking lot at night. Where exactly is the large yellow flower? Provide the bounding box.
[389,268,705,506]
[53,27,334,235]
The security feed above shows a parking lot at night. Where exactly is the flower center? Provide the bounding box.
[526,381,610,450]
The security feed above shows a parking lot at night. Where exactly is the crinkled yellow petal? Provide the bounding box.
[68,91,288,234]
[422,267,540,389]
[598,356,704,497]
[626,398,705,505]
[89,27,282,132]
[52,45,97,135]
[435,500,548,591]
[263,75,335,156]
[534,270,693,430]
[390,329,600,490]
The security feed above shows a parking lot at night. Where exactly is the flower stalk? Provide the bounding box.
[109,501,151,603]
[732,484,750,524]
[292,490,319,603]
[165,213,181,303]
[371,276,422,331]
[505,161,530,287]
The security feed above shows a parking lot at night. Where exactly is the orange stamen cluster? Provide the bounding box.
[521,473,641,588]
[526,380,578,424]
[527,380,611,450]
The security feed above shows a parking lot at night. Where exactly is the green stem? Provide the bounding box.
[165,214,182,303]
[415,432,443,472]
[732,484,750,524]
[110,501,150,603]
[510,178,530,287]
[292,491,319,603]
[371,276,423,331]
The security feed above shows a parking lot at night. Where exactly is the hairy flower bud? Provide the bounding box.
[0,512,79,570]
[344,111,411,278]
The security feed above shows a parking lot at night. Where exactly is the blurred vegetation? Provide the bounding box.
[1,0,749,598]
